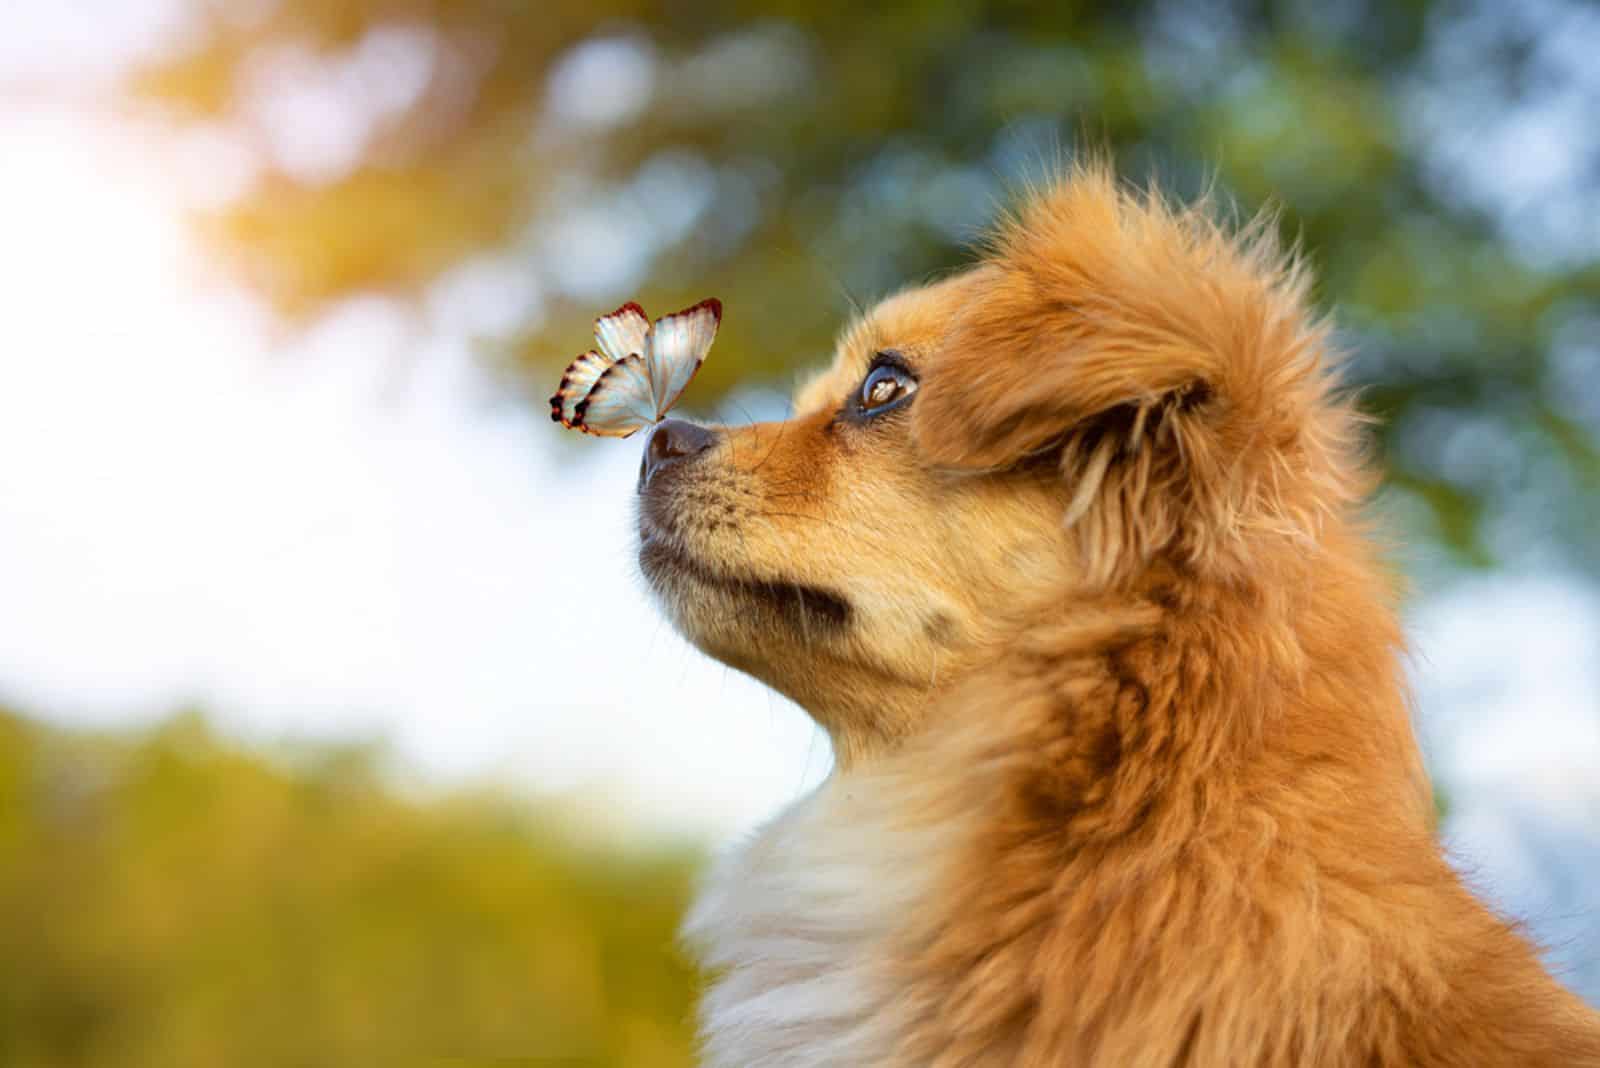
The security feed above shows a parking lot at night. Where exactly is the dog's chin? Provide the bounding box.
[637,534,852,643]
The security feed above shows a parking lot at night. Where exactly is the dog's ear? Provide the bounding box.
[912,167,1357,582]
[912,168,1288,471]
[911,269,1223,472]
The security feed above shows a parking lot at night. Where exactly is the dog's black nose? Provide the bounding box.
[640,419,717,488]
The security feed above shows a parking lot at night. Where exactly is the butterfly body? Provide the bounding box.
[550,298,722,437]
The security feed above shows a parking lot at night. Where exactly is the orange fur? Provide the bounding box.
[640,164,1600,1065]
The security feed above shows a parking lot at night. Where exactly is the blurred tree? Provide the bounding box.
[133,0,1600,572]
[0,709,700,1068]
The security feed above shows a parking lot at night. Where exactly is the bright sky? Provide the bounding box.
[0,105,828,840]
[0,7,1593,997]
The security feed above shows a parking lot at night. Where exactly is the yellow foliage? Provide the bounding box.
[0,710,701,1068]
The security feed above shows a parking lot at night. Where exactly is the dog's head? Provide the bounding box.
[637,167,1367,764]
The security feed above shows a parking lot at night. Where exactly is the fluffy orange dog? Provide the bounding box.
[634,166,1600,1066]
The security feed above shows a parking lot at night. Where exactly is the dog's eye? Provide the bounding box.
[859,362,917,415]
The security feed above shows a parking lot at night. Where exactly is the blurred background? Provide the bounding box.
[0,0,1597,1063]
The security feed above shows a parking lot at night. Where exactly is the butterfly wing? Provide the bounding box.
[548,350,613,428]
[594,302,651,363]
[644,298,722,418]
[570,354,657,437]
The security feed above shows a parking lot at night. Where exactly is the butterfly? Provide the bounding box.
[549,298,722,438]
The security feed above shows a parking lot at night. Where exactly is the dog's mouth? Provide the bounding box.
[638,534,852,630]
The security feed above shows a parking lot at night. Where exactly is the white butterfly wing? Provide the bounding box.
[645,298,721,418]
[593,302,651,363]
[548,350,612,428]
[570,354,657,437]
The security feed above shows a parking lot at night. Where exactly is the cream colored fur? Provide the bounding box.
[684,770,957,1067]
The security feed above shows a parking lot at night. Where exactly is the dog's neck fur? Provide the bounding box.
[682,769,951,1067]
[687,546,1600,1067]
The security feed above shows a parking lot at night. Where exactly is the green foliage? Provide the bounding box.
[0,709,700,1068]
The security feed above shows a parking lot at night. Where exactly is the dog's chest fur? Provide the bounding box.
[681,775,949,1068]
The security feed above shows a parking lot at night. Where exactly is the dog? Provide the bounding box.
[634,165,1600,1066]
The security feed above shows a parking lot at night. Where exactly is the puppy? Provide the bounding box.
[635,166,1600,1066]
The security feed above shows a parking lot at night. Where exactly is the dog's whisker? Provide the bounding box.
[749,417,788,476]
